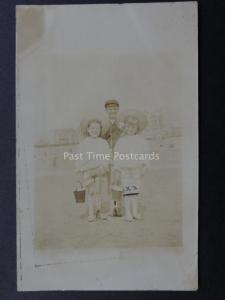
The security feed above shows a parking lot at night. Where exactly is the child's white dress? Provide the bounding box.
[76,137,110,195]
[113,135,149,195]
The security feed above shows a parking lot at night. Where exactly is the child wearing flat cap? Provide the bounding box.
[104,100,124,217]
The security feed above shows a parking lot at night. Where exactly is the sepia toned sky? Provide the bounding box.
[17,4,197,142]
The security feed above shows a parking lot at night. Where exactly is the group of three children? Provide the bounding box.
[75,100,149,222]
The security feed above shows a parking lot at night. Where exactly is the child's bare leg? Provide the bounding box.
[87,194,95,222]
[95,194,107,220]
[131,194,141,220]
[114,193,123,217]
[110,169,122,217]
[109,170,120,217]
[124,196,132,221]
[109,199,116,216]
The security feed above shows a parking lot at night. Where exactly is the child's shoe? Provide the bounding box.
[88,215,95,222]
[100,213,108,220]
[124,214,133,222]
[133,212,141,220]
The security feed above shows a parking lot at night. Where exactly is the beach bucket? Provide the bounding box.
[73,189,85,203]
[73,181,85,203]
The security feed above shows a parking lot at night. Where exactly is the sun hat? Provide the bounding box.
[118,109,148,132]
[80,113,110,137]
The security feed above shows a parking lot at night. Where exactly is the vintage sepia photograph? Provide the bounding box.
[16,3,198,290]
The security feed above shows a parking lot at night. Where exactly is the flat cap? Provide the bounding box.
[104,99,119,108]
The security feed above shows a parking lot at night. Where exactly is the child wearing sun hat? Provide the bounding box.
[113,110,149,221]
[76,114,111,222]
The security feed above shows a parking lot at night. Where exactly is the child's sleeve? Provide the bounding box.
[75,140,89,171]
[75,142,83,171]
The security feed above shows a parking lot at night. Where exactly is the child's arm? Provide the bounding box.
[74,169,84,190]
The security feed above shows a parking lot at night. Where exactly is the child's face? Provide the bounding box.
[87,122,101,138]
[124,117,139,135]
[106,104,119,121]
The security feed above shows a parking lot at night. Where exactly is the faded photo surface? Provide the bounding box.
[17,3,198,291]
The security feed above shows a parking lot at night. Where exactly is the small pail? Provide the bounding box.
[73,189,85,203]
